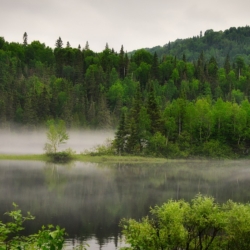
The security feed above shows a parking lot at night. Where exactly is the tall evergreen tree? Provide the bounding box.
[84,41,90,50]
[23,32,28,46]
[151,52,159,79]
[224,54,231,75]
[55,37,63,48]
[119,45,125,79]
[147,84,163,135]
[66,41,71,48]
[114,112,127,155]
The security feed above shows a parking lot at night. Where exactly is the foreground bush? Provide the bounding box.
[0,203,66,250]
[121,194,250,250]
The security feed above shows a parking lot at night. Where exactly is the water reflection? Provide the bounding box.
[0,160,250,249]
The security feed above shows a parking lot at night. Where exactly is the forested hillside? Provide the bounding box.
[1,26,250,157]
[140,25,250,66]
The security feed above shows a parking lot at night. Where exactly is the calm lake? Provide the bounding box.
[1,159,250,249]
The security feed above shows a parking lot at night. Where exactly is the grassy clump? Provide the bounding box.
[46,148,75,163]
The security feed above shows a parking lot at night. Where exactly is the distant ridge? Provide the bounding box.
[129,25,250,66]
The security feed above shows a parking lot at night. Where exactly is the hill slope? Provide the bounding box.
[132,25,250,66]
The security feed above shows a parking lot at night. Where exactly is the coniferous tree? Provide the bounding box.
[114,112,127,155]
[55,37,63,48]
[23,32,28,46]
[224,54,231,74]
[119,45,125,79]
[37,87,50,123]
[66,41,71,48]
[84,41,89,50]
[147,84,163,135]
[151,52,159,79]
[23,93,37,125]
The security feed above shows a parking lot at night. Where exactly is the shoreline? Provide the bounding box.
[0,154,170,163]
[0,153,241,163]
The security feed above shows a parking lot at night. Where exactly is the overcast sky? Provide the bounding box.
[1,0,249,52]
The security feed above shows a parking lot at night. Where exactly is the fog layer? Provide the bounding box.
[0,129,114,154]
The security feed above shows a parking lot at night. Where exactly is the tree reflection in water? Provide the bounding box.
[0,160,250,249]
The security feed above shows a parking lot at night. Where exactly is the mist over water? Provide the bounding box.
[1,160,250,249]
[0,129,114,154]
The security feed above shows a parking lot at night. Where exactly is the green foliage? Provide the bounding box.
[48,149,75,163]
[147,132,166,157]
[0,203,66,250]
[121,194,250,250]
[44,120,69,154]
[198,139,232,158]
[33,225,65,250]
[83,138,115,156]
[2,28,250,158]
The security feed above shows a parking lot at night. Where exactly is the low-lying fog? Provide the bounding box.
[0,129,114,155]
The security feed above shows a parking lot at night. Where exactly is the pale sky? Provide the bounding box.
[1,0,249,52]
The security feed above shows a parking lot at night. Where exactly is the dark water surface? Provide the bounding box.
[1,160,250,249]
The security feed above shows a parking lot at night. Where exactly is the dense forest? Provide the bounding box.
[138,25,250,66]
[1,26,250,157]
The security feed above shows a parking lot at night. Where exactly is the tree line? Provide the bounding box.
[1,28,250,157]
[141,25,250,66]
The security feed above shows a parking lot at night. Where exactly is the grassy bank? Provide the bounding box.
[0,153,170,163]
[0,154,49,161]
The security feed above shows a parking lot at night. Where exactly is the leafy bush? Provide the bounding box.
[0,203,66,250]
[198,139,233,158]
[83,138,115,156]
[146,132,167,157]
[120,194,250,250]
[47,148,75,163]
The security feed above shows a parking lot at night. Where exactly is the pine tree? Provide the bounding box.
[151,52,159,79]
[224,54,231,75]
[23,32,28,46]
[119,45,125,79]
[114,112,127,155]
[85,41,89,50]
[147,84,163,135]
[126,84,144,153]
[126,118,138,154]
[37,86,50,123]
[66,41,71,48]
[23,93,37,125]
[75,49,84,84]
[55,37,63,48]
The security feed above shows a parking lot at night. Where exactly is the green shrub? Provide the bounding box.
[198,139,232,158]
[0,203,66,250]
[121,194,250,250]
[83,138,115,156]
[47,148,75,163]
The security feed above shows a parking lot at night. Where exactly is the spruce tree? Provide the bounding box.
[147,84,163,135]
[151,52,159,79]
[119,45,125,79]
[224,54,231,74]
[126,84,143,153]
[23,32,28,46]
[85,41,89,50]
[55,37,63,48]
[66,41,71,48]
[114,112,127,155]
